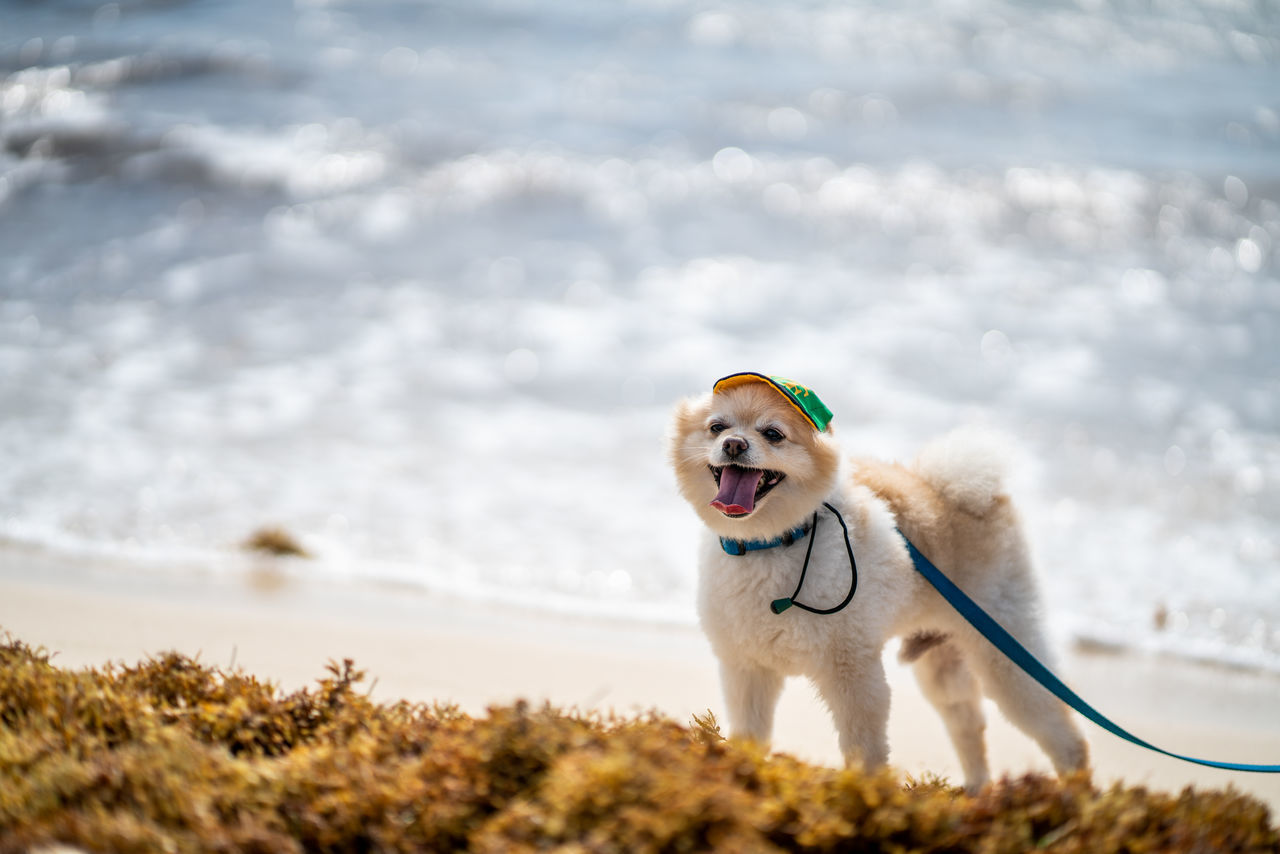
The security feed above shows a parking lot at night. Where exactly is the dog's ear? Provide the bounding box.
[667,393,712,452]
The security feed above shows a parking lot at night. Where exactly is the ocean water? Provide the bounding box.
[2,0,1278,671]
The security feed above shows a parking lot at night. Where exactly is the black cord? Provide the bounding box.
[770,502,859,616]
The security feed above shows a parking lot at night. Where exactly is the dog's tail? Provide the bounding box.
[911,427,1012,517]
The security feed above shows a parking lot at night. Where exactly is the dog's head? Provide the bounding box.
[668,375,840,540]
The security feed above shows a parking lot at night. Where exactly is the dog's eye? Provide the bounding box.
[761,427,785,443]
[709,422,727,435]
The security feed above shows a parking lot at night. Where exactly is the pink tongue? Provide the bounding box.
[711,467,763,516]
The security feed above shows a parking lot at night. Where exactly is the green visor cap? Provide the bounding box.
[712,372,833,433]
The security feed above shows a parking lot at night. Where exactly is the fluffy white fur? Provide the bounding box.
[668,383,1088,791]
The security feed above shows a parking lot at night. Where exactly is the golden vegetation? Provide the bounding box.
[242,526,311,558]
[0,635,1275,853]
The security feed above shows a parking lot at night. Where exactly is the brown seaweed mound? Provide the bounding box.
[0,635,1275,853]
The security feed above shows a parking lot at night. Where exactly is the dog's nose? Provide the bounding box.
[722,436,749,458]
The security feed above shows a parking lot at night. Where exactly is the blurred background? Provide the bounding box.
[1,0,1277,670]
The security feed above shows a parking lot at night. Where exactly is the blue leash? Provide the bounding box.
[899,532,1280,774]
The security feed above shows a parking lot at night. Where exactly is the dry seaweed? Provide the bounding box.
[0,633,1275,853]
[243,527,311,558]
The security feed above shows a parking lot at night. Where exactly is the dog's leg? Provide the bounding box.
[909,641,990,792]
[962,624,1090,777]
[811,652,891,770]
[719,659,784,745]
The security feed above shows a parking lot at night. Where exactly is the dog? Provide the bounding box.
[668,372,1088,791]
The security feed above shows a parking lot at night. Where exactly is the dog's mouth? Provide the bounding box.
[709,465,786,517]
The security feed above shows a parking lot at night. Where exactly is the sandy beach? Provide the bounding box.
[3,545,1279,814]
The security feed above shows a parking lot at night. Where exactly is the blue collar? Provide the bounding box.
[720,522,812,556]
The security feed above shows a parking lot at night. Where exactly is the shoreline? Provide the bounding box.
[2,546,1279,812]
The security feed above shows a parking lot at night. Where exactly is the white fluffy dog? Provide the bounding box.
[668,372,1088,791]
